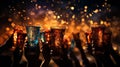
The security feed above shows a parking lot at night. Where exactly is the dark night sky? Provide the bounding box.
[0,0,119,25]
[0,0,120,16]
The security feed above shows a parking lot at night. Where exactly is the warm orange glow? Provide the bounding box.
[8,18,12,22]
[84,9,87,12]
[98,30,103,46]
[81,18,85,22]
[0,9,113,49]
[72,15,75,19]
[87,32,91,43]
[70,6,75,10]
[57,15,60,19]
[30,11,35,15]
[0,37,5,46]
[90,20,93,25]
[89,14,92,17]
[6,27,10,31]
[83,45,87,50]
[84,6,88,9]
[100,20,104,25]
[93,9,99,13]
[113,45,117,51]
[11,22,16,27]
[13,31,17,45]
[28,22,32,25]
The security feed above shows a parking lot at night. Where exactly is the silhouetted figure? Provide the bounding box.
[55,41,73,67]
[90,26,118,67]
[0,34,14,67]
[69,49,82,67]
[25,44,40,67]
[41,28,74,67]
[110,45,120,67]
[73,33,90,67]
[13,46,22,67]
[103,31,120,67]
[0,55,12,67]
[41,43,51,67]
[0,33,14,53]
[85,32,93,55]
[13,31,27,67]
[51,28,74,67]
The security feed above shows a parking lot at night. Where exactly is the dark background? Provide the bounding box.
[0,0,120,18]
[0,0,119,32]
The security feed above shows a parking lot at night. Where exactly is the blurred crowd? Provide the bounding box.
[0,27,120,67]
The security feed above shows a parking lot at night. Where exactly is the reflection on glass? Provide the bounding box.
[26,26,40,47]
[51,26,65,47]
